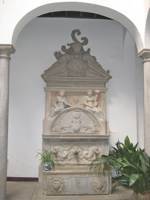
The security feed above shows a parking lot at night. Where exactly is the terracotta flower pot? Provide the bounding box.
[137,192,150,200]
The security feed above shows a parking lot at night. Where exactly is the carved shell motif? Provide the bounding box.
[50,108,102,134]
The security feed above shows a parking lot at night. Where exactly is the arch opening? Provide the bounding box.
[11,2,143,52]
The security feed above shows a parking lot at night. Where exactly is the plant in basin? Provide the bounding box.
[91,136,150,199]
[39,150,55,171]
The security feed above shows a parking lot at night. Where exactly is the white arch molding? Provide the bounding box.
[6,0,150,164]
[11,2,143,52]
[7,0,149,158]
[9,1,145,151]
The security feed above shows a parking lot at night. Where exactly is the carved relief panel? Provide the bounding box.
[45,89,107,135]
[45,143,108,165]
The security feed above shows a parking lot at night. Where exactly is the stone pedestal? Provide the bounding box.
[32,185,136,200]
[41,170,111,195]
[41,135,111,195]
[40,30,111,196]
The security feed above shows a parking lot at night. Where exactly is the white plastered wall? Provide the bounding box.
[0,0,148,50]
[7,17,143,177]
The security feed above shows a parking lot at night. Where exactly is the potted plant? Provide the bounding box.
[91,136,150,199]
[39,150,55,171]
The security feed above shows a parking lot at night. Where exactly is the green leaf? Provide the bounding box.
[124,136,131,147]
[118,176,129,186]
[90,135,150,193]
[129,174,140,186]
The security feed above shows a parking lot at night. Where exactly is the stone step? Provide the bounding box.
[32,185,136,200]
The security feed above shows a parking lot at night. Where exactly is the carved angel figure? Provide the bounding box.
[82,90,101,112]
[50,90,71,117]
[83,147,101,161]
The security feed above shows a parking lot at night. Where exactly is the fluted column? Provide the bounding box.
[138,49,150,154]
[0,45,15,200]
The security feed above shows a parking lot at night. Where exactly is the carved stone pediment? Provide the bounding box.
[42,29,111,86]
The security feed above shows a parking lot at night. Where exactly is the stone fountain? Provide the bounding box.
[40,29,112,196]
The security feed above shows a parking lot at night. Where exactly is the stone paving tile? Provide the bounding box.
[7,182,38,200]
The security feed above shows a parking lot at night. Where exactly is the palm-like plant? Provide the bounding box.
[91,136,150,193]
[38,150,55,170]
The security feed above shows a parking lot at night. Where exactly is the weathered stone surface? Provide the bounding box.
[42,29,111,87]
[32,185,136,200]
[40,29,111,195]
[40,170,111,195]
[43,135,109,165]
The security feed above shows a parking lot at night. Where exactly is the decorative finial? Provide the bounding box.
[71,29,88,45]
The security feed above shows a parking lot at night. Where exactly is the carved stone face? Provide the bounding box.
[87,90,93,97]
[59,90,65,97]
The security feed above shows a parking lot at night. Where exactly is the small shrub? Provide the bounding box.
[91,136,150,193]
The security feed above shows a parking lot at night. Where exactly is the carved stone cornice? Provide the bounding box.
[0,45,15,59]
[138,49,150,62]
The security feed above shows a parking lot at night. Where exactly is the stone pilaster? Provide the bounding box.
[0,45,15,200]
[138,49,150,154]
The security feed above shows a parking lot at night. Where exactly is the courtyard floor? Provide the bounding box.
[6,181,137,200]
[7,182,38,200]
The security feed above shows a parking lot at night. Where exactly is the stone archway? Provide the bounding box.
[0,1,147,200]
[11,2,143,52]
